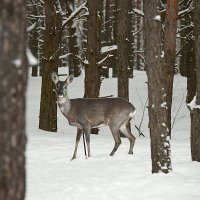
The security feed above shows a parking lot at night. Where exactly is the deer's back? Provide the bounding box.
[68,97,135,128]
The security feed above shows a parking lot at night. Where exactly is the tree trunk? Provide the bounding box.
[115,0,132,137]
[163,0,179,137]
[84,0,102,99]
[0,1,27,199]
[135,0,142,70]
[67,0,81,77]
[144,0,172,173]
[84,0,103,134]
[179,0,194,78]
[191,0,200,161]
[39,0,62,132]
[116,0,130,100]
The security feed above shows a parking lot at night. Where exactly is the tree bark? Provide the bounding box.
[0,1,27,199]
[116,0,130,101]
[84,0,102,99]
[39,0,62,132]
[135,0,142,70]
[84,0,103,134]
[67,0,81,77]
[163,0,179,137]
[144,0,172,173]
[191,0,200,162]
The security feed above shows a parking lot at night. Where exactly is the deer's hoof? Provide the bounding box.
[71,157,76,161]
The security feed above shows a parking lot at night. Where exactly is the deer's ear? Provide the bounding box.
[66,74,74,84]
[51,72,59,84]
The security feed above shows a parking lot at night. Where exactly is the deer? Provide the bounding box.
[51,72,136,160]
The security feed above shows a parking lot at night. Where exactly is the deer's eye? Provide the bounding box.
[64,85,67,90]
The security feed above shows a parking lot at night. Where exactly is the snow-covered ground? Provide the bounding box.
[26,70,200,200]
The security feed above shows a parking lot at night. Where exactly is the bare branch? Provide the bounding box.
[133,8,144,17]
[133,25,144,37]
[97,54,113,66]
[62,2,87,29]
[176,30,193,57]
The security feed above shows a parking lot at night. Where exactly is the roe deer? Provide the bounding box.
[51,72,136,160]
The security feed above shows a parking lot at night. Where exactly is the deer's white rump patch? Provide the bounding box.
[129,110,136,118]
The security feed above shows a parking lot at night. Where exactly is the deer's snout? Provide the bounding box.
[57,91,64,97]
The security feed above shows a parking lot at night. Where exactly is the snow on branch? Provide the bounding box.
[101,45,117,54]
[29,15,45,18]
[75,55,89,66]
[187,95,200,111]
[26,48,38,66]
[59,53,72,59]
[27,22,37,32]
[55,0,65,16]
[133,8,144,17]
[62,2,87,28]
[97,54,113,66]
[178,5,194,18]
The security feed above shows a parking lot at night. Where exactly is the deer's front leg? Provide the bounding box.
[83,126,91,157]
[71,128,83,160]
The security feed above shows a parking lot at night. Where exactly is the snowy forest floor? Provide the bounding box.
[26,69,200,200]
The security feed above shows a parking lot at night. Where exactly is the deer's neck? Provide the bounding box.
[57,95,71,115]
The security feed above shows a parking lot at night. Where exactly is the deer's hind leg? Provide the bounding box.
[71,128,83,160]
[109,125,121,156]
[119,122,136,154]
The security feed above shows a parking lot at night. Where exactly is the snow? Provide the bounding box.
[13,59,22,67]
[26,49,38,66]
[59,53,72,59]
[134,8,144,17]
[62,2,87,26]
[187,95,200,110]
[153,15,161,21]
[161,102,167,108]
[101,45,118,53]
[27,22,37,32]
[97,54,113,65]
[26,70,200,200]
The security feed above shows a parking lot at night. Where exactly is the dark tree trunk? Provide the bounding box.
[39,0,62,132]
[116,0,130,100]
[67,0,81,77]
[34,0,45,76]
[163,0,179,137]
[116,0,132,137]
[27,0,39,76]
[179,0,194,78]
[84,0,103,134]
[0,1,27,199]
[135,0,142,70]
[144,0,172,173]
[191,0,200,162]
[84,0,102,98]
[127,0,134,77]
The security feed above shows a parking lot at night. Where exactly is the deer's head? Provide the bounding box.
[51,72,74,98]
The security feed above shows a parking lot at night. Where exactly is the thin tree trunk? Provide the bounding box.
[191,0,200,161]
[163,0,179,137]
[144,0,172,173]
[39,0,62,132]
[0,1,27,199]
[135,0,142,70]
